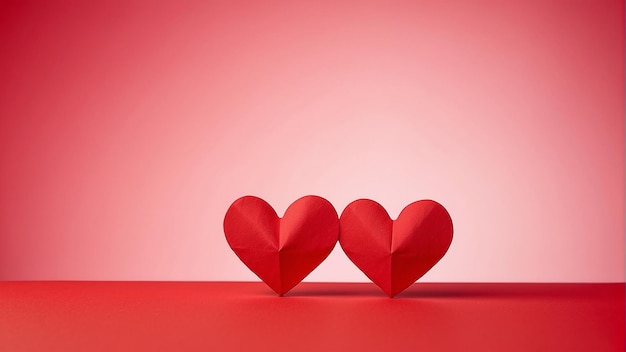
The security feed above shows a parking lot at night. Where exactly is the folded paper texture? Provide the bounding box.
[339,199,453,297]
[224,195,338,295]
[224,196,452,297]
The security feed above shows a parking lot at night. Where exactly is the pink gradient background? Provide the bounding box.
[0,0,623,282]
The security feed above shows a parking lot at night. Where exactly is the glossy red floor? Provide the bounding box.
[1,282,624,351]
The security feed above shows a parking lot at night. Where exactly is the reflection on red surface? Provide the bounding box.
[1,282,624,351]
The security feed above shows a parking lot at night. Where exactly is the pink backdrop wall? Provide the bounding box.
[1,0,623,282]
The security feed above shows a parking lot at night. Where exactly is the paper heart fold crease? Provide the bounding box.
[339,199,453,297]
[224,196,453,297]
[223,195,339,295]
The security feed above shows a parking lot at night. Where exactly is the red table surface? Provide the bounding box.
[1,282,624,352]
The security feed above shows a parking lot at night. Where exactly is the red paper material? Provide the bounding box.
[3,282,624,351]
[224,195,339,295]
[339,199,453,297]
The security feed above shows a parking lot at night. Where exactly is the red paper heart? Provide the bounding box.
[224,195,339,295]
[339,199,453,297]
